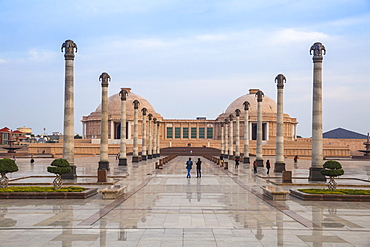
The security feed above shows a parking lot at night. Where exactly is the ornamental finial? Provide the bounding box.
[61,40,77,59]
[310,42,326,62]
[99,72,111,87]
[275,74,286,89]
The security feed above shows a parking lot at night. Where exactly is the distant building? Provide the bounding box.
[323,128,367,139]
[0,127,26,145]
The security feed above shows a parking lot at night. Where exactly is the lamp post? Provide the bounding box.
[309,42,327,181]
[141,108,147,161]
[235,109,241,160]
[243,101,250,163]
[119,88,128,166]
[147,114,153,159]
[98,72,111,171]
[274,74,286,172]
[132,100,140,163]
[61,39,77,179]
[256,90,264,167]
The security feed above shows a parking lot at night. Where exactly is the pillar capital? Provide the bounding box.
[142,107,147,115]
[99,72,110,87]
[148,113,153,120]
[310,42,326,63]
[235,109,241,117]
[61,39,77,60]
[153,117,157,124]
[275,74,286,89]
[256,90,264,102]
[119,88,128,101]
[224,118,229,124]
[229,114,234,121]
[133,99,140,109]
[243,101,250,111]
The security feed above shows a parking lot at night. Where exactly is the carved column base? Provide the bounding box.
[61,165,77,179]
[256,159,264,167]
[152,154,157,158]
[157,153,160,157]
[274,162,286,172]
[308,167,326,181]
[148,155,153,159]
[224,154,229,159]
[118,158,127,166]
[141,155,147,161]
[243,157,250,163]
[98,161,110,171]
[132,156,139,163]
[228,155,234,160]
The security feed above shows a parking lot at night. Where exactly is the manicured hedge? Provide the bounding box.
[298,188,370,195]
[0,186,86,193]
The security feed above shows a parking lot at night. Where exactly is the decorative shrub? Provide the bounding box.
[298,189,370,195]
[0,186,86,193]
[320,160,344,191]
[47,159,72,189]
[0,158,19,188]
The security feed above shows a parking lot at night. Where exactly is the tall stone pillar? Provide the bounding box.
[235,109,241,160]
[274,74,286,172]
[256,90,264,167]
[61,39,77,179]
[309,42,327,181]
[156,121,161,157]
[224,119,229,159]
[98,72,111,171]
[147,114,153,159]
[229,114,234,159]
[243,101,250,163]
[152,118,157,158]
[132,100,140,163]
[220,122,224,158]
[119,88,128,166]
[141,108,147,161]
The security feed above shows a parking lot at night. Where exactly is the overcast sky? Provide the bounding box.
[1,0,369,137]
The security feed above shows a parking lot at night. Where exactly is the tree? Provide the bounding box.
[74,134,82,139]
[0,158,18,188]
[47,159,72,189]
[320,160,344,191]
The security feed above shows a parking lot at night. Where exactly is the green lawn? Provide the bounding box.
[298,188,370,195]
[0,186,86,193]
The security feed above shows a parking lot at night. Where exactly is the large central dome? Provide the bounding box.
[91,88,162,120]
[217,89,277,120]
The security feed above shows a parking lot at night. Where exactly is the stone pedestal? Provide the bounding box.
[243,157,250,163]
[256,159,264,167]
[274,162,286,172]
[282,171,292,183]
[308,167,326,181]
[118,158,127,166]
[148,154,153,159]
[98,161,110,171]
[132,156,139,163]
[61,165,77,179]
[97,169,107,183]
[142,155,147,161]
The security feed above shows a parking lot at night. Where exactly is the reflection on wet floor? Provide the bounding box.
[0,155,370,246]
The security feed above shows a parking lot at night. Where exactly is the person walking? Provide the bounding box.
[235,157,239,169]
[253,160,257,174]
[186,158,193,178]
[266,159,271,174]
[196,158,202,177]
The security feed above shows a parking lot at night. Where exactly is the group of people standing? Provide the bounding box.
[186,158,202,178]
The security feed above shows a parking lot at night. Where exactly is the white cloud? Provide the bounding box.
[0,59,6,63]
[271,28,331,44]
[27,49,57,62]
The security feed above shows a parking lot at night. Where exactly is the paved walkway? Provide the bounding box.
[1,156,370,246]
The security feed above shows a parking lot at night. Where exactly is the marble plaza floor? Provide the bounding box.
[1,155,370,246]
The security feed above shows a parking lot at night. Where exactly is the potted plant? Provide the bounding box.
[0,158,18,188]
[320,160,344,191]
[47,159,72,189]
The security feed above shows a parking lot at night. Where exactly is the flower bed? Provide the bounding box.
[290,189,370,201]
[0,187,97,199]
